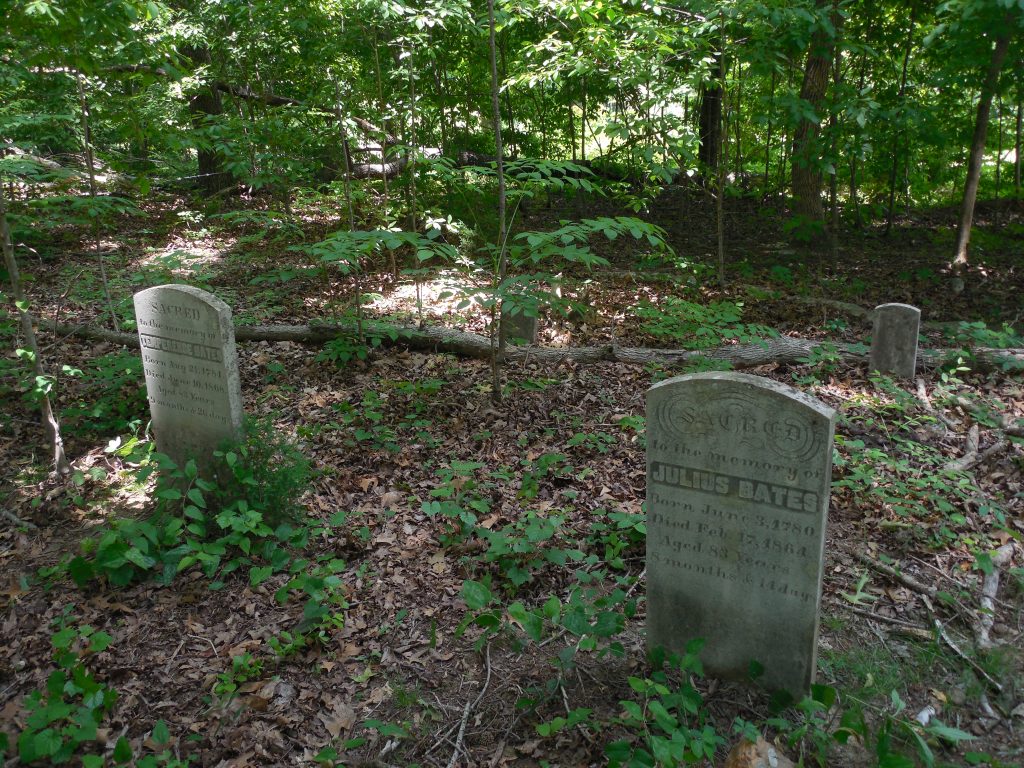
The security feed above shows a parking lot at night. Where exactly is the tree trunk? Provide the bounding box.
[698,57,724,178]
[1014,91,1022,200]
[952,25,1013,267]
[884,13,916,235]
[790,1,836,239]
[487,0,509,404]
[182,46,229,193]
[850,54,868,228]
[1,195,70,476]
[763,70,776,196]
[995,94,1003,226]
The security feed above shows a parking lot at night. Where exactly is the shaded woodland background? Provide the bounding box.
[2,1,1024,767]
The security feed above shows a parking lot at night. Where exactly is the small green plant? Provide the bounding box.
[478,509,584,589]
[317,323,407,366]
[566,430,617,454]
[768,263,795,285]
[794,342,844,384]
[64,418,311,589]
[587,508,646,570]
[211,653,263,703]
[605,644,725,767]
[9,611,199,767]
[634,298,778,350]
[422,460,490,544]
[519,452,572,500]
[942,322,1024,371]
[266,630,308,659]
[832,434,985,546]
[210,208,304,244]
[14,609,119,765]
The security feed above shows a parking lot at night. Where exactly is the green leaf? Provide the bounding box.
[113,735,133,763]
[461,580,492,610]
[507,602,543,641]
[925,721,975,744]
[249,565,274,587]
[51,626,76,651]
[88,631,113,653]
[152,719,170,745]
[68,556,95,587]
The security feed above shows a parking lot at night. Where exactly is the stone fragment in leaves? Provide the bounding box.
[723,735,795,768]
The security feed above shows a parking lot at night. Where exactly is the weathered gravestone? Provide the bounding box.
[499,306,539,345]
[869,303,921,379]
[134,285,243,468]
[646,372,836,698]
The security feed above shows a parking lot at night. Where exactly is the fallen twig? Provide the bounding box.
[915,378,958,435]
[921,595,1005,697]
[833,601,929,632]
[944,424,980,471]
[446,644,492,768]
[950,394,1024,438]
[1,508,37,529]
[46,319,1024,372]
[975,543,1016,650]
[855,551,936,598]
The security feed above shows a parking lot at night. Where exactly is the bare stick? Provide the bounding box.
[915,378,957,435]
[919,594,1005,696]
[855,552,936,598]
[945,424,980,471]
[446,644,492,768]
[975,543,1015,650]
[832,601,928,631]
[950,394,1024,438]
[1,508,37,529]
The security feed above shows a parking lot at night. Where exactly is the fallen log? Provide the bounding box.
[47,321,1024,372]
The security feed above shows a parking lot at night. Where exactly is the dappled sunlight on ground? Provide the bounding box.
[365,272,478,321]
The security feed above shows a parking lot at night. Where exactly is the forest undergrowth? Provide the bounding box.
[1,187,1023,768]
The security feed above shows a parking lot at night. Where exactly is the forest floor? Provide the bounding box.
[1,185,1023,768]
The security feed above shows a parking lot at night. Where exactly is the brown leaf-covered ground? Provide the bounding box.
[2,187,1023,767]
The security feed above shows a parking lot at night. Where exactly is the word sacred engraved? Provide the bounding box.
[655,392,820,462]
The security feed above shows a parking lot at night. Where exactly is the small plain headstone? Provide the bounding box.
[499,306,538,345]
[134,285,243,468]
[646,372,835,698]
[869,303,921,378]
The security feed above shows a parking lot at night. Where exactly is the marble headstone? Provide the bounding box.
[869,303,921,379]
[646,372,835,698]
[134,285,243,468]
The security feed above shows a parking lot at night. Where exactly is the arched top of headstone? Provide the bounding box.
[648,372,835,463]
[134,284,234,319]
[874,302,921,317]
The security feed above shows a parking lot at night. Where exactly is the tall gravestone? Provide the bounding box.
[134,285,243,468]
[869,303,921,379]
[646,372,836,698]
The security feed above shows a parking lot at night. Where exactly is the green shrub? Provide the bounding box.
[65,418,311,588]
